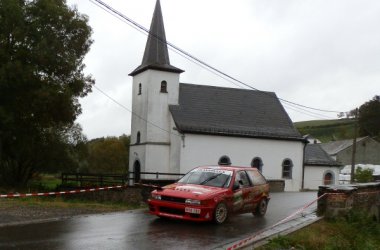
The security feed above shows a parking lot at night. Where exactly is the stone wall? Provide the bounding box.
[268,179,285,192]
[317,183,380,221]
[62,186,145,205]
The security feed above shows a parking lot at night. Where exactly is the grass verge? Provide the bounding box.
[1,174,146,222]
[258,211,380,250]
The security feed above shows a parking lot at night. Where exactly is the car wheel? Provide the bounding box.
[214,202,228,224]
[253,199,267,217]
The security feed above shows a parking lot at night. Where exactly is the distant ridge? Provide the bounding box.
[294,119,355,143]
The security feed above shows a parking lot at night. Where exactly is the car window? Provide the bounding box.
[246,170,267,185]
[235,171,251,188]
[178,168,232,188]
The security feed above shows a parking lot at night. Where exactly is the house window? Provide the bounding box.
[251,157,263,172]
[136,131,141,144]
[323,171,334,185]
[138,83,142,95]
[160,81,167,93]
[218,155,231,166]
[282,159,293,179]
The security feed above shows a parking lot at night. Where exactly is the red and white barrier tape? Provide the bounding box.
[0,185,127,198]
[226,193,327,250]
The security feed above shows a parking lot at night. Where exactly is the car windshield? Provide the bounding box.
[178,168,233,188]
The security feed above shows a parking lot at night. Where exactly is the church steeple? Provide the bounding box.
[129,0,183,76]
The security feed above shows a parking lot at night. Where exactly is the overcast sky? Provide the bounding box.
[66,0,380,139]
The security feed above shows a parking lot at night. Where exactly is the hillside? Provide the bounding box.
[294,119,355,143]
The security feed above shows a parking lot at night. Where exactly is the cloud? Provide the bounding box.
[68,0,380,139]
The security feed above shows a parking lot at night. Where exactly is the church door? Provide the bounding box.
[133,160,141,183]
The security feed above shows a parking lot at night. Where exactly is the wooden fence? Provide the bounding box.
[61,172,185,187]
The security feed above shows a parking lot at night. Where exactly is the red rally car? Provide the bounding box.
[148,166,270,224]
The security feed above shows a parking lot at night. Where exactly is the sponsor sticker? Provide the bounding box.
[185,207,201,214]
[200,169,233,175]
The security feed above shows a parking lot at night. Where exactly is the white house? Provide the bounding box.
[304,144,342,190]
[128,0,306,191]
[320,136,380,165]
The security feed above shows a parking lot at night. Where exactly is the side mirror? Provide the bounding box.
[233,182,240,191]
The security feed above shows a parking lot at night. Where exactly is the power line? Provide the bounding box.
[90,0,343,116]
[89,0,248,90]
[93,85,181,137]
[282,102,336,120]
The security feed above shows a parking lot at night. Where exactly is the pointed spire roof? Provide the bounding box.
[129,0,184,76]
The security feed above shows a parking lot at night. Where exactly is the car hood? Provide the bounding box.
[157,183,226,199]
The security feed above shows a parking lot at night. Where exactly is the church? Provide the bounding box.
[128,0,306,192]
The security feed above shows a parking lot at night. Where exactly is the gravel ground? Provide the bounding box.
[0,199,131,226]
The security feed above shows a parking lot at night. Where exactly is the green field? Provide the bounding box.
[294,118,355,143]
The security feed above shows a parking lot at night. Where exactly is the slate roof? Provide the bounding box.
[305,144,341,166]
[169,83,304,141]
[129,0,183,76]
[320,137,368,156]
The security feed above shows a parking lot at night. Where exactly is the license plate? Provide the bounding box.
[185,207,201,214]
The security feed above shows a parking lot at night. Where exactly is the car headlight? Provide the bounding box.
[185,199,201,205]
[152,193,161,200]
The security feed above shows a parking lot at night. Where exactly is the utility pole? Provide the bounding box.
[350,108,358,184]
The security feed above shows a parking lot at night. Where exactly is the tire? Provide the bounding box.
[214,202,228,224]
[253,199,267,217]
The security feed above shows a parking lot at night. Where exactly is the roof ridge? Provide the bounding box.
[179,82,275,94]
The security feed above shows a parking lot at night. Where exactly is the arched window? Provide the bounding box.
[160,81,167,93]
[218,155,231,166]
[136,131,141,144]
[323,171,334,185]
[251,157,263,172]
[282,159,293,179]
[138,83,142,95]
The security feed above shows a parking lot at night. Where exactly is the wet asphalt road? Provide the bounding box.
[0,192,317,250]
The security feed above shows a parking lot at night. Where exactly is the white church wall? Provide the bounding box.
[129,143,175,181]
[128,144,145,182]
[130,73,147,146]
[129,69,181,182]
[304,166,340,190]
[145,144,172,177]
[169,117,182,175]
[180,134,304,191]
[130,70,180,145]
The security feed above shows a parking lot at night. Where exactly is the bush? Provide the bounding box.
[355,167,374,183]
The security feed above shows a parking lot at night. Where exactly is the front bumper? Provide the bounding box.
[148,199,215,222]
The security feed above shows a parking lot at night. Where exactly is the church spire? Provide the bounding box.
[129,0,183,76]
